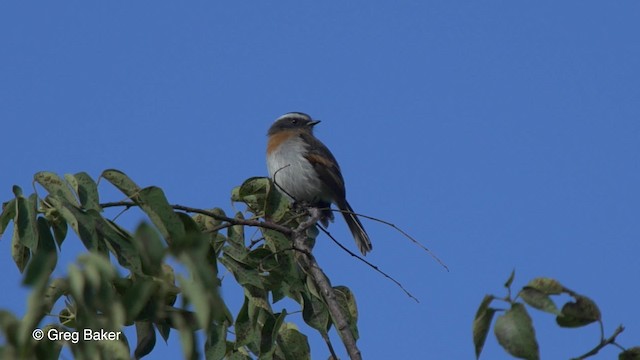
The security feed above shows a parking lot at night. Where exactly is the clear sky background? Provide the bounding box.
[1,2,639,359]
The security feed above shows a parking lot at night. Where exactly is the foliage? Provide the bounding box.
[0,170,360,359]
[473,270,639,360]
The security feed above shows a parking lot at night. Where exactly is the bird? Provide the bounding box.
[266,112,373,255]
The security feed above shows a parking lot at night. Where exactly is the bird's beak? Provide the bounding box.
[309,120,321,127]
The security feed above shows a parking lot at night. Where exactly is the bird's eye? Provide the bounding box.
[291,118,298,124]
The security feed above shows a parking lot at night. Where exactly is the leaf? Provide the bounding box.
[122,279,158,322]
[133,222,165,276]
[101,169,142,198]
[301,292,330,334]
[234,297,256,347]
[178,274,211,331]
[58,307,76,327]
[236,177,270,214]
[556,294,601,328]
[137,186,185,245]
[519,287,560,315]
[504,269,516,289]
[15,193,39,251]
[276,323,310,360]
[494,303,539,360]
[97,217,143,275]
[11,228,30,273]
[619,347,640,360]
[134,321,157,360]
[525,277,563,295]
[73,172,101,212]
[204,320,229,360]
[0,198,17,238]
[473,295,496,359]
[22,219,57,286]
[34,324,64,360]
[155,321,171,343]
[334,286,359,340]
[260,310,286,357]
[220,254,264,290]
[43,278,70,312]
[49,211,68,248]
[46,196,101,251]
[34,172,78,206]
[264,178,289,222]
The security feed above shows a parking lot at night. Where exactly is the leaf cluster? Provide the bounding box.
[473,271,639,360]
[0,170,360,359]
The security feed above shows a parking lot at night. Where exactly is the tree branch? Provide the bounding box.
[572,324,625,360]
[100,201,293,235]
[293,208,362,360]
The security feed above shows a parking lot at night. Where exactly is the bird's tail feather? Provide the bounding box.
[339,201,372,255]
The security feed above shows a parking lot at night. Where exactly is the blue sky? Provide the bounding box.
[2,2,639,359]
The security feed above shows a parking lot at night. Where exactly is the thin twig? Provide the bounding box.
[318,226,420,303]
[572,325,625,360]
[294,208,362,360]
[330,208,449,272]
[99,201,293,235]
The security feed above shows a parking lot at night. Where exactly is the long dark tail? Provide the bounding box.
[338,200,373,255]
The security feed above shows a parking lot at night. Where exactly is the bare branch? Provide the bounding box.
[318,226,420,303]
[100,201,293,235]
[572,324,625,360]
[293,208,362,360]
[330,208,449,272]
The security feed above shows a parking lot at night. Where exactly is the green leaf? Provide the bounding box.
[46,196,102,252]
[11,228,30,273]
[22,219,57,286]
[15,193,39,251]
[260,310,286,357]
[155,321,171,343]
[556,294,601,328]
[72,172,101,212]
[494,303,539,360]
[43,278,70,312]
[58,307,76,327]
[0,310,19,345]
[137,186,185,245]
[220,254,264,290]
[49,210,68,248]
[94,332,131,360]
[519,287,560,315]
[133,222,165,276]
[236,177,270,214]
[67,265,86,306]
[101,169,142,198]
[234,297,256,347]
[178,274,211,331]
[97,217,143,275]
[525,277,563,295]
[34,172,78,206]
[0,198,17,238]
[504,269,516,289]
[276,323,310,360]
[473,295,496,359]
[34,324,64,360]
[205,320,229,360]
[134,321,157,359]
[122,279,158,322]
[301,292,330,334]
[619,347,640,360]
[334,286,359,340]
[264,178,289,222]
[103,170,186,245]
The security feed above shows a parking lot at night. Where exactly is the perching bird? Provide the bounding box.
[266,112,372,255]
